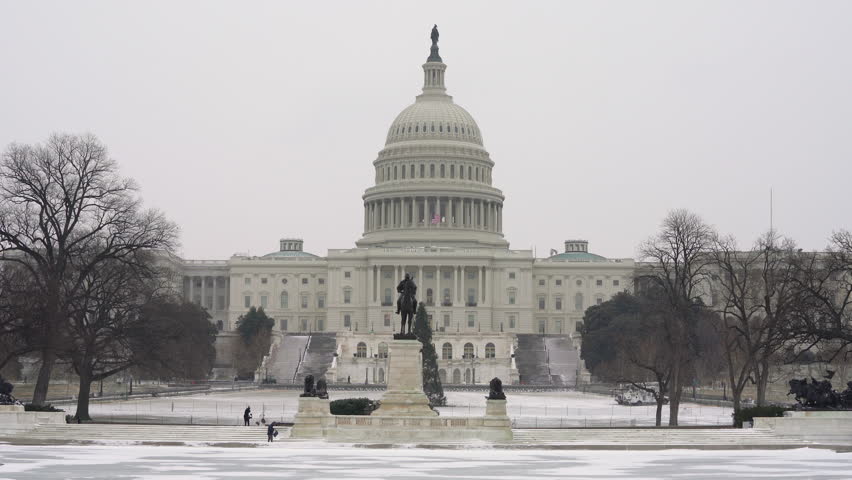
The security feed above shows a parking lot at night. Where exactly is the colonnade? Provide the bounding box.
[364,196,502,233]
[368,264,491,307]
[185,275,230,311]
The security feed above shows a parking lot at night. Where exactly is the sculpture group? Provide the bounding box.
[788,378,852,409]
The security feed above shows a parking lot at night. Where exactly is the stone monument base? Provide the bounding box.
[290,397,330,439]
[754,410,852,444]
[0,404,67,435]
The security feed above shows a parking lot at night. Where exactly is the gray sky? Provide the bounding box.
[1,1,850,260]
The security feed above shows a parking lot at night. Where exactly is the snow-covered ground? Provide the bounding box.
[1,444,850,479]
[68,389,733,427]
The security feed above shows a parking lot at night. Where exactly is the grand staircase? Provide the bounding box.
[544,336,578,386]
[267,335,310,383]
[294,333,337,384]
[515,335,553,385]
[3,423,291,445]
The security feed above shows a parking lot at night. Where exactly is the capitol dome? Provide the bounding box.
[356,27,508,249]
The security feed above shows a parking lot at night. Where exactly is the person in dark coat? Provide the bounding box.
[267,421,277,442]
[243,406,252,426]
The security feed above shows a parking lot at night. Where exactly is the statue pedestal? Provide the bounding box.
[371,339,436,417]
[290,397,330,439]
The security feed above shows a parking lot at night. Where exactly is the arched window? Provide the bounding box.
[485,343,495,358]
[468,166,472,179]
[216,320,224,331]
[463,343,474,359]
[280,291,289,308]
[452,369,461,384]
[426,288,434,305]
[440,164,445,178]
[415,124,419,133]
[476,167,480,181]
[442,342,453,360]
[401,166,405,179]
[575,292,584,311]
[439,124,443,132]
[378,368,385,383]
[378,342,388,358]
[393,166,397,179]
[439,369,447,383]
[450,165,455,178]
[464,368,471,384]
[410,164,414,178]
[460,166,464,179]
[430,164,435,178]
[356,342,367,358]
[442,288,451,306]
[420,164,425,178]
[384,288,392,305]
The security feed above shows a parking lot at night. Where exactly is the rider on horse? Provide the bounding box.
[396,273,418,315]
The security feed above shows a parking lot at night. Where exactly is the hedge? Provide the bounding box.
[330,398,380,415]
[733,405,789,428]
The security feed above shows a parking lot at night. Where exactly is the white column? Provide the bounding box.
[436,265,441,306]
[477,267,483,305]
[448,197,453,226]
[453,266,458,305]
[436,197,442,226]
[201,276,206,307]
[188,276,194,302]
[426,197,431,227]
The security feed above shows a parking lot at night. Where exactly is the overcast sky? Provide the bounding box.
[1,1,850,260]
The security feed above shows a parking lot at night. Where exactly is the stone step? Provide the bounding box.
[7,424,291,444]
[510,428,798,445]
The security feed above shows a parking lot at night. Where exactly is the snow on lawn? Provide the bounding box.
[70,389,733,427]
[1,444,850,480]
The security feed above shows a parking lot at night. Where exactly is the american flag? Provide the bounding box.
[431,214,441,224]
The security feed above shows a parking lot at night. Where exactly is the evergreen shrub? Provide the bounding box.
[733,405,789,427]
[330,398,380,415]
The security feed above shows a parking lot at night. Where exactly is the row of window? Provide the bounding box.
[378,162,491,184]
[536,293,604,311]
[353,341,496,360]
[244,276,326,286]
[537,278,620,287]
[390,121,479,139]
[243,292,327,310]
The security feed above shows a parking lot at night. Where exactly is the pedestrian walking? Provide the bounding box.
[243,406,252,426]
[267,422,277,442]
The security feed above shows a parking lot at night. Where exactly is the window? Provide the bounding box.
[244,277,251,286]
[244,295,251,308]
[384,313,391,326]
[282,318,288,330]
[302,278,308,285]
[597,297,604,305]
[509,272,515,280]
[344,288,352,304]
[463,343,474,359]
[378,342,388,358]
[217,295,225,310]
[344,271,351,279]
[384,271,392,279]
[538,279,545,286]
[467,271,475,280]
[575,321,584,333]
[383,288,392,305]
[430,164,435,177]
[556,279,562,286]
[420,164,425,177]
[317,295,325,308]
[576,279,582,286]
[261,277,268,285]
[343,314,351,328]
[508,289,516,305]
[442,343,453,360]
[282,278,288,285]
[509,315,516,329]
[485,343,495,359]
[260,295,268,309]
[318,278,325,285]
[596,279,603,286]
[442,288,451,305]
[613,279,620,287]
[467,314,475,328]
[575,293,584,311]
[426,288,434,305]
[467,288,476,306]
[216,320,223,331]
[555,297,562,310]
[301,295,308,309]
[356,342,367,358]
[440,164,445,177]
[443,270,451,279]
[538,297,546,310]
[426,271,434,279]
[443,314,451,327]
[205,296,213,309]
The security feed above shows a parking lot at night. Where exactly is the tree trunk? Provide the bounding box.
[31,349,56,406]
[731,386,742,412]
[76,367,93,421]
[756,359,770,406]
[655,397,664,426]
[668,361,682,426]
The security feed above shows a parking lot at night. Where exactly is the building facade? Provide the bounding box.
[179,33,636,385]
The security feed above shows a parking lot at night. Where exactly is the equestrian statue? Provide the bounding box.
[395,272,418,338]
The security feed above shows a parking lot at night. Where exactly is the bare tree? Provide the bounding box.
[638,209,715,425]
[709,231,803,407]
[0,134,177,405]
[790,230,852,356]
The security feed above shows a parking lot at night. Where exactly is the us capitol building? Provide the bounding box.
[179,29,635,386]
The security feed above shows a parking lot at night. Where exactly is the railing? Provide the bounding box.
[381,302,393,307]
[441,301,453,307]
[466,302,477,307]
